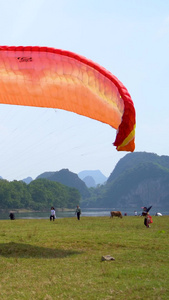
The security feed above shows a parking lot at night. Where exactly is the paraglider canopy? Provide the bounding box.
[0,46,136,151]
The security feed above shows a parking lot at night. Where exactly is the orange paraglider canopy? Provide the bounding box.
[0,46,136,151]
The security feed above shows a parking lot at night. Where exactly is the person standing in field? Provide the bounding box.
[50,206,56,221]
[9,212,15,220]
[75,205,81,220]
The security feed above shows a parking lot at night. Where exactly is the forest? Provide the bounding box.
[0,178,80,211]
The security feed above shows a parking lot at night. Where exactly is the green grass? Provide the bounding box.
[0,216,169,299]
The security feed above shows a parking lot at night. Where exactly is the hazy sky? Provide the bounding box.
[0,0,169,181]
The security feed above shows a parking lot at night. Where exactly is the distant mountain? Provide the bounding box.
[82,176,96,188]
[78,170,107,185]
[36,169,90,199]
[9,152,169,210]
[22,177,33,184]
[81,152,169,210]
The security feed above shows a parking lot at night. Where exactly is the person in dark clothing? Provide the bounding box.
[144,214,148,227]
[75,205,81,220]
[9,212,15,220]
[142,206,153,228]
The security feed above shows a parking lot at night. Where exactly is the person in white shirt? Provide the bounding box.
[50,206,56,221]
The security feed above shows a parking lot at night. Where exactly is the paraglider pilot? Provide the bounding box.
[142,206,153,228]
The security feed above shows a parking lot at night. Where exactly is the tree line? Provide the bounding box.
[0,178,80,211]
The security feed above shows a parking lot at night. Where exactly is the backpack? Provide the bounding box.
[147,215,153,224]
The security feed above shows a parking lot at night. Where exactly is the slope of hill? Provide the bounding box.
[81,152,169,210]
[101,162,169,208]
[36,169,90,199]
[107,152,169,183]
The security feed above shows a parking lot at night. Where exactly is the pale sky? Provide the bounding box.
[0,0,169,181]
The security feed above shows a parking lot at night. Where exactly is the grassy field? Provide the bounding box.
[0,215,168,300]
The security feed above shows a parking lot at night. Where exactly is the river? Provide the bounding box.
[0,208,167,220]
